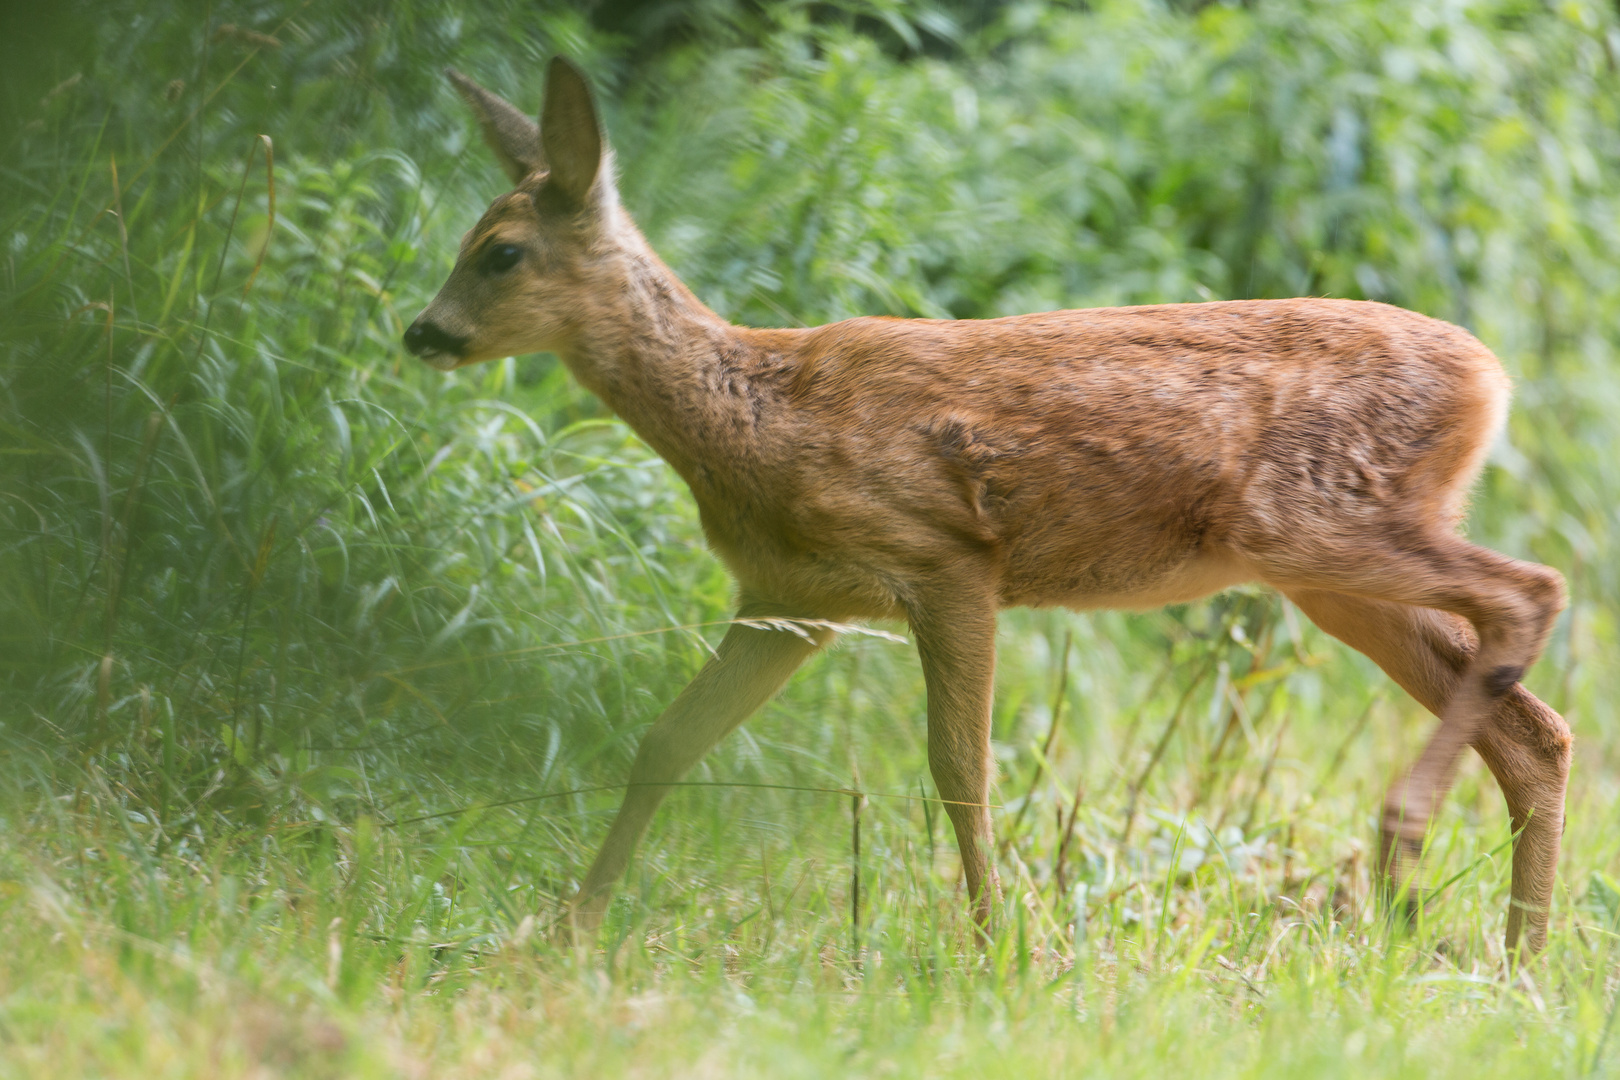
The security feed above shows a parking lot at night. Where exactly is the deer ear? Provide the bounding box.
[446,67,543,186]
[541,57,605,206]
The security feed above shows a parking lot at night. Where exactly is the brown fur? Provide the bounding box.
[406,59,1569,957]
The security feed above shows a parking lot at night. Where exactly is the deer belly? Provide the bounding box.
[717,543,909,621]
[1005,546,1251,612]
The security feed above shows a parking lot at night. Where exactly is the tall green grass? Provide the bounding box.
[2,0,1620,1075]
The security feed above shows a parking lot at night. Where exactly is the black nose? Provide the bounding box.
[403,320,469,358]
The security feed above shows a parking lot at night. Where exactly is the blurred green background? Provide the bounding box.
[2,1,1619,1075]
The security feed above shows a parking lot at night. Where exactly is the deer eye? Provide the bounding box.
[483,243,522,274]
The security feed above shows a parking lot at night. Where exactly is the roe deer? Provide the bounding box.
[405,58,1571,957]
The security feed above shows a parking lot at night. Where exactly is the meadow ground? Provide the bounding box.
[6,614,1620,1078]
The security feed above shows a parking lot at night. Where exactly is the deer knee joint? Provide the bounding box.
[1500,686,1572,767]
[1485,664,1524,698]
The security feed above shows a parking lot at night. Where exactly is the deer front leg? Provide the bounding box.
[564,605,832,939]
[909,585,1001,935]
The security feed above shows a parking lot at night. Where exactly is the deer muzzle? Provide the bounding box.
[403,318,471,370]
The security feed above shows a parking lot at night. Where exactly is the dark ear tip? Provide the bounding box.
[547,55,589,87]
[445,67,482,102]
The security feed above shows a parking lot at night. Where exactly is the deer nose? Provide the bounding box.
[403,319,470,358]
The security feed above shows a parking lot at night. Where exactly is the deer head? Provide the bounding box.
[403,58,622,371]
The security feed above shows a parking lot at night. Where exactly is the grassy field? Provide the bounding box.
[3,0,1620,1075]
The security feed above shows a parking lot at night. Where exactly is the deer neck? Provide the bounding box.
[556,232,761,490]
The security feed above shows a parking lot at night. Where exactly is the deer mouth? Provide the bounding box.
[403,319,471,369]
[416,349,463,371]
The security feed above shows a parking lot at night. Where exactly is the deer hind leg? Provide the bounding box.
[1265,530,1562,882]
[908,587,1002,935]
[563,605,832,939]
[1284,589,1570,956]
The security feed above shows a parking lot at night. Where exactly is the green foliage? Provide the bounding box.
[2,0,1619,1074]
